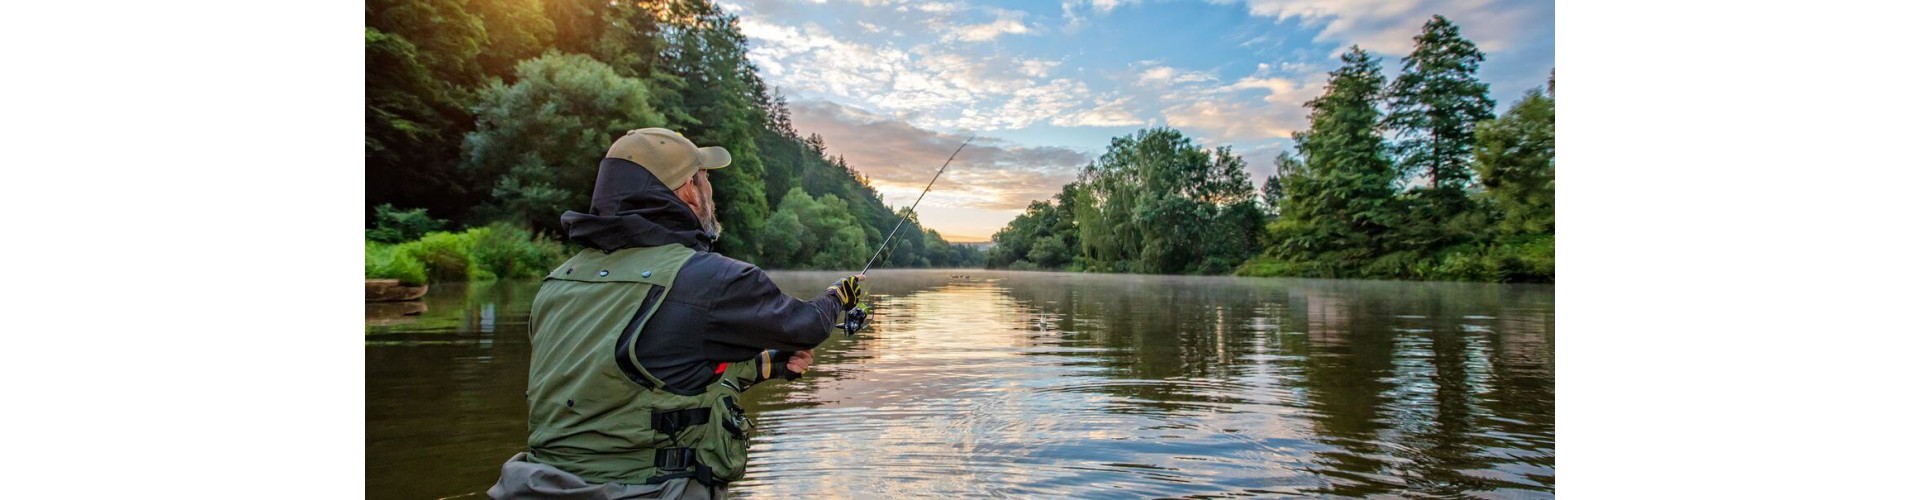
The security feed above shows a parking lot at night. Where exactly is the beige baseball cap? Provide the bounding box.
[605,128,732,189]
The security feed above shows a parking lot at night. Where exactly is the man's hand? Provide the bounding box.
[827,274,865,311]
[785,350,814,376]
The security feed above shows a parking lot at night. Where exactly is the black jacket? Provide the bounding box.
[562,158,840,392]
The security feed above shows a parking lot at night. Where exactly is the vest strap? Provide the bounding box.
[648,447,720,486]
[651,408,710,436]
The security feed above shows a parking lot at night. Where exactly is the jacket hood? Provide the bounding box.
[560,157,714,252]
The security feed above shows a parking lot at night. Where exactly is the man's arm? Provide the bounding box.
[718,350,816,391]
[705,263,840,352]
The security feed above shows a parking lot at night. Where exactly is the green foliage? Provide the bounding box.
[1476,87,1556,236]
[401,231,476,283]
[990,129,1262,275]
[1236,234,1552,283]
[366,0,534,223]
[464,52,664,233]
[366,241,429,286]
[1266,47,1400,275]
[1386,15,1496,191]
[468,224,570,279]
[367,225,570,283]
[366,204,448,243]
[758,188,872,270]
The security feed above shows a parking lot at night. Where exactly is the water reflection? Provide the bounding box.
[366,270,1552,498]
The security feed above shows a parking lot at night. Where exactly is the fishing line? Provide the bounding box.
[860,135,974,274]
[838,136,973,336]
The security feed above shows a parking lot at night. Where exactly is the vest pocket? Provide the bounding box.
[695,391,754,482]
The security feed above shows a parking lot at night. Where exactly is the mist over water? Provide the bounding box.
[367,269,1553,498]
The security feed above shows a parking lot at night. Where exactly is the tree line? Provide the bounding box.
[368,0,984,270]
[986,16,1553,282]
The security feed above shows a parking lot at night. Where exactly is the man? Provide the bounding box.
[489,128,863,499]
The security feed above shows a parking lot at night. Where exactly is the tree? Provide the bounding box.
[1261,151,1302,218]
[462,53,664,232]
[1269,46,1399,275]
[1475,85,1555,236]
[365,0,490,224]
[758,187,873,270]
[1386,15,1495,191]
[1000,128,1261,274]
[469,0,556,77]
[366,0,552,224]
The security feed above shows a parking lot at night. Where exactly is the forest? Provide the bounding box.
[984,16,1554,283]
[367,0,983,285]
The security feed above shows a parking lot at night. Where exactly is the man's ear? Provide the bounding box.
[675,182,705,213]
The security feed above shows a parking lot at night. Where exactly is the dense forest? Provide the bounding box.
[986,16,1553,283]
[366,0,982,284]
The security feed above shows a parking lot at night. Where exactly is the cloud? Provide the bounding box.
[1120,61,1313,145]
[941,9,1036,43]
[1067,0,1135,13]
[1163,99,1297,144]
[741,17,1106,131]
[1052,95,1146,127]
[788,100,1089,211]
[1238,0,1550,56]
[1135,63,1218,86]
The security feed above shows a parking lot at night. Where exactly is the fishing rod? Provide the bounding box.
[839,136,974,335]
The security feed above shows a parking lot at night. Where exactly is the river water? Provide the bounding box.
[367,269,1553,498]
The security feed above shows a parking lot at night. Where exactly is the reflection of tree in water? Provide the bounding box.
[997,275,1286,413]
[1486,289,1556,489]
[991,275,1553,496]
[1390,283,1504,495]
[1282,284,1403,497]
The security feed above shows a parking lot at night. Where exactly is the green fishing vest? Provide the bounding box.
[524,245,760,486]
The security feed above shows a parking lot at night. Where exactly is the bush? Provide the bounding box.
[470,224,568,279]
[366,204,447,243]
[1234,256,1308,277]
[1431,245,1494,282]
[401,231,475,282]
[366,241,428,285]
[1486,234,1554,283]
[367,224,571,284]
[1362,251,1433,280]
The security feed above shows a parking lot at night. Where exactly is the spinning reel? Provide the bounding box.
[837,303,872,336]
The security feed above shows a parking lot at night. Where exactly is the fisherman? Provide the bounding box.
[488,128,864,499]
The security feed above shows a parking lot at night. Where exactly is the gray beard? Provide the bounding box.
[699,210,722,242]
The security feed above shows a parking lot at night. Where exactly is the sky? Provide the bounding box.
[719,0,1556,242]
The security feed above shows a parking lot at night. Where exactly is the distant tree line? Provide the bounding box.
[987,16,1553,282]
[367,0,983,270]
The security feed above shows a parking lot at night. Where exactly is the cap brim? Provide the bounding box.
[696,146,732,170]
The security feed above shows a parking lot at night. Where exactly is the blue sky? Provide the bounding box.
[720,0,1556,241]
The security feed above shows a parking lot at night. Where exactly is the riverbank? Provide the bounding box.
[1237,233,1554,283]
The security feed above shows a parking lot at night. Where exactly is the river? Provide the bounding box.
[367,269,1554,498]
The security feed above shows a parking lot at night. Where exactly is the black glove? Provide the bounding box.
[763,350,803,381]
[827,274,864,311]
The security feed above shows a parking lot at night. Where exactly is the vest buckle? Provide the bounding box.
[656,447,697,471]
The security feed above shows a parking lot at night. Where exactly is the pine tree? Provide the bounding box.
[1386,15,1495,191]
[1271,46,1398,274]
